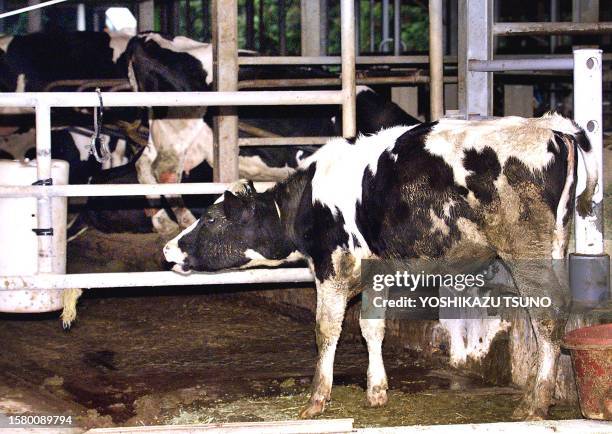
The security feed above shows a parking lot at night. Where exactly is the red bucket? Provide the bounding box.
[563,323,612,420]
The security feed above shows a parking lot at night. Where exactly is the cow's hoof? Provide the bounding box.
[366,387,388,407]
[512,399,548,421]
[298,399,326,419]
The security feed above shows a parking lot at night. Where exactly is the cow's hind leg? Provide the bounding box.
[299,279,348,419]
[359,315,388,407]
[506,260,569,420]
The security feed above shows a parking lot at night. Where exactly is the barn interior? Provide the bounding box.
[0,0,611,432]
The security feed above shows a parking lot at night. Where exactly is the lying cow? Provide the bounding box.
[1,127,130,184]
[125,32,419,235]
[164,113,597,420]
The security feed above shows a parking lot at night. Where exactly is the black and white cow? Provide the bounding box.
[0,127,130,184]
[0,31,130,94]
[124,33,420,235]
[163,114,597,420]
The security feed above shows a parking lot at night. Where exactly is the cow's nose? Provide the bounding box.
[163,240,186,265]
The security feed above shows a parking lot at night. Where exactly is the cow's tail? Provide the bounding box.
[573,129,598,218]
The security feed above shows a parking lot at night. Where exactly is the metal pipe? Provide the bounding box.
[238,75,458,89]
[239,136,332,146]
[0,91,344,108]
[355,0,361,55]
[278,0,286,55]
[382,0,389,52]
[0,182,277,198]
[369,0,375,52]
[393,0,400,56]
[35,103,53,274]
[428,0,444,120]
[341,0,357,138]
[238,55,458,65]
[469,58,574,72]
[573,48,604,255]
[493,21,612,36]
[0,268,315,291]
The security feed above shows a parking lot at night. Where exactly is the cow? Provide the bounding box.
[163,113,597,420]
[0,31,130,94]
[0,127,130,184]
[124,32,420,235]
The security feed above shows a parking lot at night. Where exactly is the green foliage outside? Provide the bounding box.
[177,0,429,55]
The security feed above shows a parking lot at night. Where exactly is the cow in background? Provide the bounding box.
[125,33,419,235]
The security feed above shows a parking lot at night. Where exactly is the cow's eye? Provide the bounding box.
[206,216,215,224]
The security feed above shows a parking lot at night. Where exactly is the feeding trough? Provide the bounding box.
[563,323,612,420]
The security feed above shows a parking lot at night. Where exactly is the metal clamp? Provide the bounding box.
[32,178,53,186]
[32,228,54,236]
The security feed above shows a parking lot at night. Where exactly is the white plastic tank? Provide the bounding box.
[0,159,69,313]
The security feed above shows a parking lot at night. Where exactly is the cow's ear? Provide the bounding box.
[223,191,253,222]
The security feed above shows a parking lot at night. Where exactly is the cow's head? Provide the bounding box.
[164,180,296,273]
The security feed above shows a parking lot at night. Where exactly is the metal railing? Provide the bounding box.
[0,0,361,292]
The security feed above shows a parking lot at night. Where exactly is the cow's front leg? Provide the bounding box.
[360,315,388,407]
[135,144,180,236]
[299,277,349,419]
[154,150,197,230]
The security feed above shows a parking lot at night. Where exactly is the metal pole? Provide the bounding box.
[35,103,53,274]
[27,0,42,33]
[76,3,85,30]
[355,0,361,55]
[138,0,155,32]
[341,0,356,138]
[0,268,315,291]
[239,54,459,65]
[382,0,389,52]
[185,0,192,37]
[493,21,612,36]
[0,91,344,108]
[279,0,286,55]
[246,0,255,50]
[573,48,604,255]
[393,0,400,55]
[469,58,574,72]
[0,182,277,198]
[212,0,239,182]
[369,0,375,52]
[429,0,444,120]
[458,0,492,118]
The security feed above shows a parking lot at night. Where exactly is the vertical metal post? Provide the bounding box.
[76,3,86,30]
[185,0,192,37]
[301,0,322,56]
[258,0,264,51]
[381,0,389,52]
[341,0,356,138]
[212,0,239,182]
[279,0,287,55]
[202,0,211,40]
[35,103,54,274]
[573,48,604,255]
[246,0,255,50]
[138,0,155,32]
[355,0,361,55]
[320,0,328,55]
[429,0,444,120]
[0,0,4,33]
[393,0,400,55]
[369,0,375,52]
[27,0,42,33]
[458,0,492,118]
